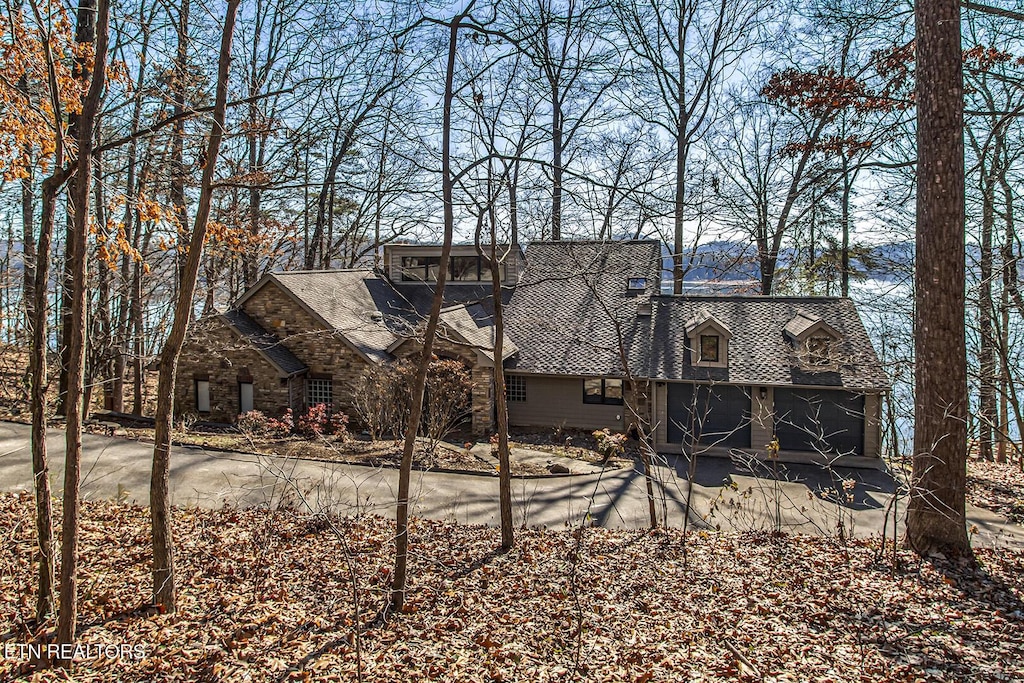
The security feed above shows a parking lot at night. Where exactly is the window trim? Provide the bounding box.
[583,377,624,406]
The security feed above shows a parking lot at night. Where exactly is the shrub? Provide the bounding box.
[330,411,350,440]
[297,404,331,437]
[593,428,627,460]
[236,410,270,435]
[265,408,293,437]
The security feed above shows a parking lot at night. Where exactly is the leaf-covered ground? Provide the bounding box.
[967,459,1024,524]
[1,493,1023,682]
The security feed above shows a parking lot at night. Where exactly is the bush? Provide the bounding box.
[265,408,293,437]
[297,404,331,437]
[593,428,627,460]
[330,411,350,440]
[236,410,270,435]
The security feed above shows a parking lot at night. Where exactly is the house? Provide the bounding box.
[176,239,889,463]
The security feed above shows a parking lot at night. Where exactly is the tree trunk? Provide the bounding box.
[29,169,67,627]
[151,0,240,613]
[479,203,513,549]
[57,0,110,656]
[978,151,997,462]
[393,3,473,611]
[906,0,971,559]
[171,0,190,286]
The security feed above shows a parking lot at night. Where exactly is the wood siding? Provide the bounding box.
[507,375,626,431]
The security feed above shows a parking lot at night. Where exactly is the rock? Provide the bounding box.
[547,462,570,475]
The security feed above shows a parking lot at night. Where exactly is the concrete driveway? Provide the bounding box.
[2,420,1022,547]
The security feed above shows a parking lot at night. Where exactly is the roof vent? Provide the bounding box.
[370,311,384,323]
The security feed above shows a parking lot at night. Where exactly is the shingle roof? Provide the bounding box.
[264,270,403,362]
[220,309,307,376]
[438,304,518,362]
[647,296,889,390]
[504,240,662,376]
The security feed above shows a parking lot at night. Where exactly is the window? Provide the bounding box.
[239,382,254,414]
[627,277,647,291]
[195,380,211,413]
[505,375,526,402]
[306,378,333,407]
[583,378,624,405]
[400,256,443,282]
[700,334,720,363]
[451,255,480,281]
[806,335,833,365]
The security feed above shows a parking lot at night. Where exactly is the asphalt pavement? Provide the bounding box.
[2,420,1022,547]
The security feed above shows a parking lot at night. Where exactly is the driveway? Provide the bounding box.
[2,421,1021,547]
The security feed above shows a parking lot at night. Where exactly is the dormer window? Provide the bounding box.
[784,311,842,370]
[627,277,647,291]
[685,309,731,368]
[806,335,833,365]
[700,334,720,362]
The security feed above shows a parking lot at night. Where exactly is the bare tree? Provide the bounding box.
[615,0,763,292]
[56,0,110,656]
[150,0,241,612]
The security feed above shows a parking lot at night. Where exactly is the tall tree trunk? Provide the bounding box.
[978,152,997,462]
[57,0,110,656]
[29,170,68,627]
[150,0,239,612]
[392,3,474,611]
[551,84,562,241]
[672,18,686,295]
[90,142,110,414]
[21,138,35,344]
[478,202,513,549]
[840,157,852,297]
[113,12,151,413]
[906,0,971,558]
[171,0,191,285]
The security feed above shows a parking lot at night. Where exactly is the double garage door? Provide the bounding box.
[666,384,865,456]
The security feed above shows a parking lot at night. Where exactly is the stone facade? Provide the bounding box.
[175,317,296,422]
[241,282,371,417]
[177,279,496,433]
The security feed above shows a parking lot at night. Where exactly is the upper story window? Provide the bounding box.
[685,311,731,368]
[784,312,842,371]
[401,254,507,283]
[583,378,624,405]
[627,277,647,291]
[700,334,720,363]
[805,335,835,366]
[400,256,443,282]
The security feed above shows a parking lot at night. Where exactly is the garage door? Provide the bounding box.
[773,389,864,456]
[667,383,751,448]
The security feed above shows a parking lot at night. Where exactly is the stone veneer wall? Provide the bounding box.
[241,281,370,416]
[175,317,295,423]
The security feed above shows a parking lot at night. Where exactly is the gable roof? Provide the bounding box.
[647,296,889,390]
[237,270,404,363]
[504,240,662,376]
[220,310,307,376]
